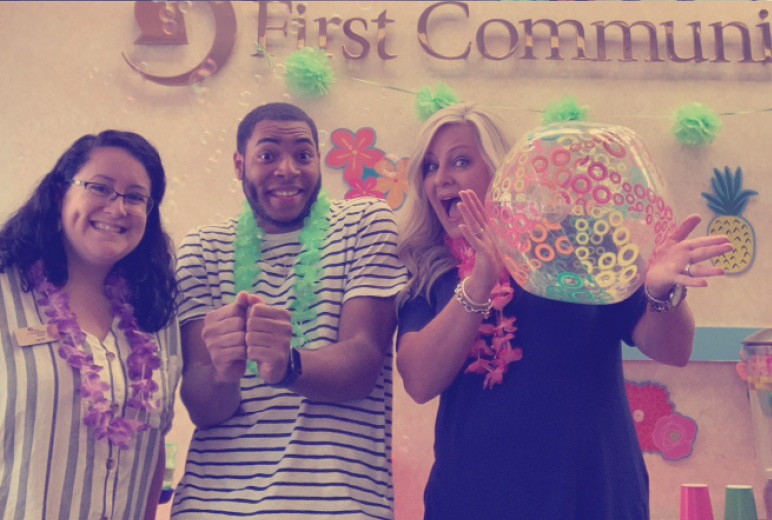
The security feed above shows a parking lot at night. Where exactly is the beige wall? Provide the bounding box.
[2,2,771,519]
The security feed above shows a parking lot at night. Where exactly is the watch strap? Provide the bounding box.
[644,284,686,313]
[269,348,302,388]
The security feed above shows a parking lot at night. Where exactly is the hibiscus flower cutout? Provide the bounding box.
[373,156,410,210]
[325,128,385,186]
[652,412,697,460]
[624,381,674,452]
[345,176,386,200]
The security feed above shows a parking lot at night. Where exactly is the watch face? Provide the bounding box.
[291,347,302,376]
[669,285,685,306]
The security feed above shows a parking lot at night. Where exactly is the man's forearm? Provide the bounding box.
[180,364,242,428]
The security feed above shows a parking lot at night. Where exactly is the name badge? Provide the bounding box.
[14,324,59,347]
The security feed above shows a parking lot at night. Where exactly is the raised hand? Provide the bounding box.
[245,296,294,385]
[645,214,734,298]
[457,189,503,301]
[201,291,252,384]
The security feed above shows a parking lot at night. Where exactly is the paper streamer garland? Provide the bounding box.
[347,77,740,146]
[284,47,335,98]
[671,102,723,146]
[542,96,589,125]
[415,81,461,121]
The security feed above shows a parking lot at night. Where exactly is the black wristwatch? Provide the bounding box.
[269,347,302,388]
[644,284,687,313]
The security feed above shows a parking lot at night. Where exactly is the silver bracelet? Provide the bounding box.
[454,278,492,318]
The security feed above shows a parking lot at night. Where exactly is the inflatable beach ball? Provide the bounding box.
[485,122,676,304]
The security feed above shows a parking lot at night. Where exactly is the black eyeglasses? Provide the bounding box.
[68,179,154,215]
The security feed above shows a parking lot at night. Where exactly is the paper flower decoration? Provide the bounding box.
[625,381,674,452]
[542,96,588,124]
[373,156,410,210]
[671,102,722,146]
[653,412,697,460]
[415,81,460,121]
[284,47,335,98]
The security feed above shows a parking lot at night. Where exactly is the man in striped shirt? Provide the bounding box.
[171,103,407,519]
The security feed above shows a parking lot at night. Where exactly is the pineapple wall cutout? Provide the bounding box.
[701,166,758,274]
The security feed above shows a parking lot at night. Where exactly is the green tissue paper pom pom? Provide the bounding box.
[542,96,588,125]
[672,102,722,146]
[415,82,460,121]
[284,47,335,98]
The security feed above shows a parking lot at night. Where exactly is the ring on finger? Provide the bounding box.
[683,263,692,277]
[473,229,484,237]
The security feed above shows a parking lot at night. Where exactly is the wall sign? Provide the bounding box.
[124,1,772,87]
[123,0,236,86]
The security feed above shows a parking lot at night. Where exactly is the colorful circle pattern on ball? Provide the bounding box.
[485,122,676,304]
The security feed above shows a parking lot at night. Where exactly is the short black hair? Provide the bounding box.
[0,130,177,333]
[236,102,319,155]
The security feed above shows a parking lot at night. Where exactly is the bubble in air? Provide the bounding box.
[238,91,252,106]
[200,58,218,75]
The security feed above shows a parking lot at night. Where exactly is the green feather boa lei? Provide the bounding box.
[233,189,331,374]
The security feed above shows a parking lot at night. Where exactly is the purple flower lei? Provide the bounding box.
[30,260,161,449]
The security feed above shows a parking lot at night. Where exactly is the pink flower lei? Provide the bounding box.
[446,237,523,389]
[30,261,161,449]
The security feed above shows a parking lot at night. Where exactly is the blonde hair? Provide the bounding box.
[396,102,512,308]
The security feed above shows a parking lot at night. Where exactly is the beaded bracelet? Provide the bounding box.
[454,277,492,319]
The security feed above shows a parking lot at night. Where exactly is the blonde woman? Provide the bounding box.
[396,103,731,519]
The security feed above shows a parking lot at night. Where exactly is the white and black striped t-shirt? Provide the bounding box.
[171,198,407,519]
[0,267,181,520]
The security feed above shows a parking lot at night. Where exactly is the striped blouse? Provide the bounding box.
[171,198,407,519]
[0,267,182,520]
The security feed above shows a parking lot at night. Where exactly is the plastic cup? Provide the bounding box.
[724,485,758,520]
[681,484,715,520]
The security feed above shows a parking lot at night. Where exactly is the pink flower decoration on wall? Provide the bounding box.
[653,412,698,460]
[346,176,385,200]
[325,128,385,185]
[625,380,698,461]
[325,127,410,210]
[625,381,674,452]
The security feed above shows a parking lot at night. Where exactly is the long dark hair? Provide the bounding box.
[0,130,177,332]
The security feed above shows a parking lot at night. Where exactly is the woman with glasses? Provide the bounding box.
[0,130,181,520]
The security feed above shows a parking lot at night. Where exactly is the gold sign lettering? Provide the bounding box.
[417,1,471,60]
[520,19,588,61]
[710,21,754,63]
[125,2,772,87]
[591,21,663,62]
[133,1,187,45]
[124,0,236,86]
[662,21,706,63]
[475,19,518,61]
[342,18,370,60]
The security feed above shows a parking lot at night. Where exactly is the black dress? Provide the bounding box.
[397,270,649,520]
